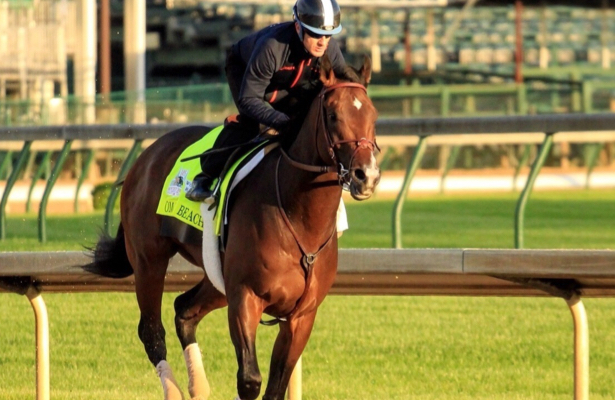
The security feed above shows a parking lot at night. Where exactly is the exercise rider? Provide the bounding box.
[186,0,347,202]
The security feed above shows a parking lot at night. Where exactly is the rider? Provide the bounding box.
[186,0,348,202]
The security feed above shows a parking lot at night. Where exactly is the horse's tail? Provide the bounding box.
[83,223,134,278]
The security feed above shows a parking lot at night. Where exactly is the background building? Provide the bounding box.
[0,0,614,125]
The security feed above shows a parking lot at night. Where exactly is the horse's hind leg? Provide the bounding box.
[174,278,227,399]
[133,254,185,400]
[227,287,264,400]
[262,311,317,400]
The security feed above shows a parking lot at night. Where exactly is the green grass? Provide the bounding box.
[0,212,107,251]
[1,189,614,399]
[2,189,614,251]
[343,189,615,249]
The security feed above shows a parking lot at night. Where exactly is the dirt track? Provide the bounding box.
[2,166,615,213]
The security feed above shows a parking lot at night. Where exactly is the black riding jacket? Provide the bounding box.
[229,21,347,131]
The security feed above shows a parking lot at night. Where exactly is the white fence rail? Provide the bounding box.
[2,249,615,400]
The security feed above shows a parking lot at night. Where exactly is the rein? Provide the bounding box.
[280,148,336,173]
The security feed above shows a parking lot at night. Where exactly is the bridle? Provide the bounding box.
[263,82,378,325]
[279,82,379,188]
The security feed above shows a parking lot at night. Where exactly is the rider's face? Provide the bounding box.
[295,22,332,57]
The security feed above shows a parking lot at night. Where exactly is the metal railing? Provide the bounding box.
[1,113,615,246]
[2,80,615,126]
[2,248,615,400]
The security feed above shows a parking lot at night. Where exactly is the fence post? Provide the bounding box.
[514,133,554,249]
[584,143,602,190]
[512,144,532,191]
[440,87,450,116]
[26,151,52,213]
[516,83,528,115]
[105,140,143,236]
[440,145,460,194]
[465,95,476,114]
[38,140,73,243]
[287,356,302,400]
[582,81,593,114]
[26,286,50,400]
[566,295,589,400]
[392,136,428,249]
[75,149,95,213]
[0,151,13,179]
[0,142,32,240]
[412,79,422,115]
[571,71,582,113]
[550,89,560,113]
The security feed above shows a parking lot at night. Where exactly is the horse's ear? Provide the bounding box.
[358,55,372,87]
[319,53,337,87]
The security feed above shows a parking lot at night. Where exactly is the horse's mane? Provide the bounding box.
[341,65,363,84]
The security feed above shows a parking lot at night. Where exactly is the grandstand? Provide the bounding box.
[128,0,615,87]
[0,0,614,124]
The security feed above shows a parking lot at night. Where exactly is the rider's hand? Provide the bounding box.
[259,125,280,140]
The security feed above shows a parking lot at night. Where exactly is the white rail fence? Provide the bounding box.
[1,249,615,400]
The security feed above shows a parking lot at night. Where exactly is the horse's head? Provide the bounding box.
[317,55,380,200]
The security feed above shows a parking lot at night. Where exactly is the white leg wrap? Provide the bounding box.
[156,360,185,400]
[184,343,211,400]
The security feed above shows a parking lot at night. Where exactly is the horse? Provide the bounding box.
[82,55,380,400]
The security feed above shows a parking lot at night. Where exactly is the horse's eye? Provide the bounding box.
[328,113,337,122]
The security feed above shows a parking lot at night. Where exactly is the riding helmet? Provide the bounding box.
[293,0,342,36]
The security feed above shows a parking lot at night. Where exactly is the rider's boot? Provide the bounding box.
[185,174,215,203]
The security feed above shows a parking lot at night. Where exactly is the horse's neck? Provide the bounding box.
[280,106,341,235]
[279,172,341,241]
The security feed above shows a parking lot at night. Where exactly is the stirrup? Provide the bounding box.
[185,177,215,203]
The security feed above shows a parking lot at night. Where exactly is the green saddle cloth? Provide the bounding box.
[156,126,273,236]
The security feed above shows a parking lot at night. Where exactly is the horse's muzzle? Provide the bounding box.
[349,154,381,201]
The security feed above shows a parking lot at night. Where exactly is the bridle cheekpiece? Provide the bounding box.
[280,81,379,188]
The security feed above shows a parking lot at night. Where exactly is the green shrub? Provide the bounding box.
[91,182,121,210]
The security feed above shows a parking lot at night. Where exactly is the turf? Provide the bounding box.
[1,189,614,399]
[2,189,614,251]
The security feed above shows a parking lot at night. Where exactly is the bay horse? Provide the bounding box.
[83,56,380,400]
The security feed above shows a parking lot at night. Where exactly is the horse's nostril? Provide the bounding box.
[352,168,366,182]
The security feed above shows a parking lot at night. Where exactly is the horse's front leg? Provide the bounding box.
[227,287,264,400]
[133,259,185,400]
[175,278,227,400]
[262,310,317,400]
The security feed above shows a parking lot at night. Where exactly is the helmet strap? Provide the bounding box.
[297,24,304,41]
[292,8,305,41]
